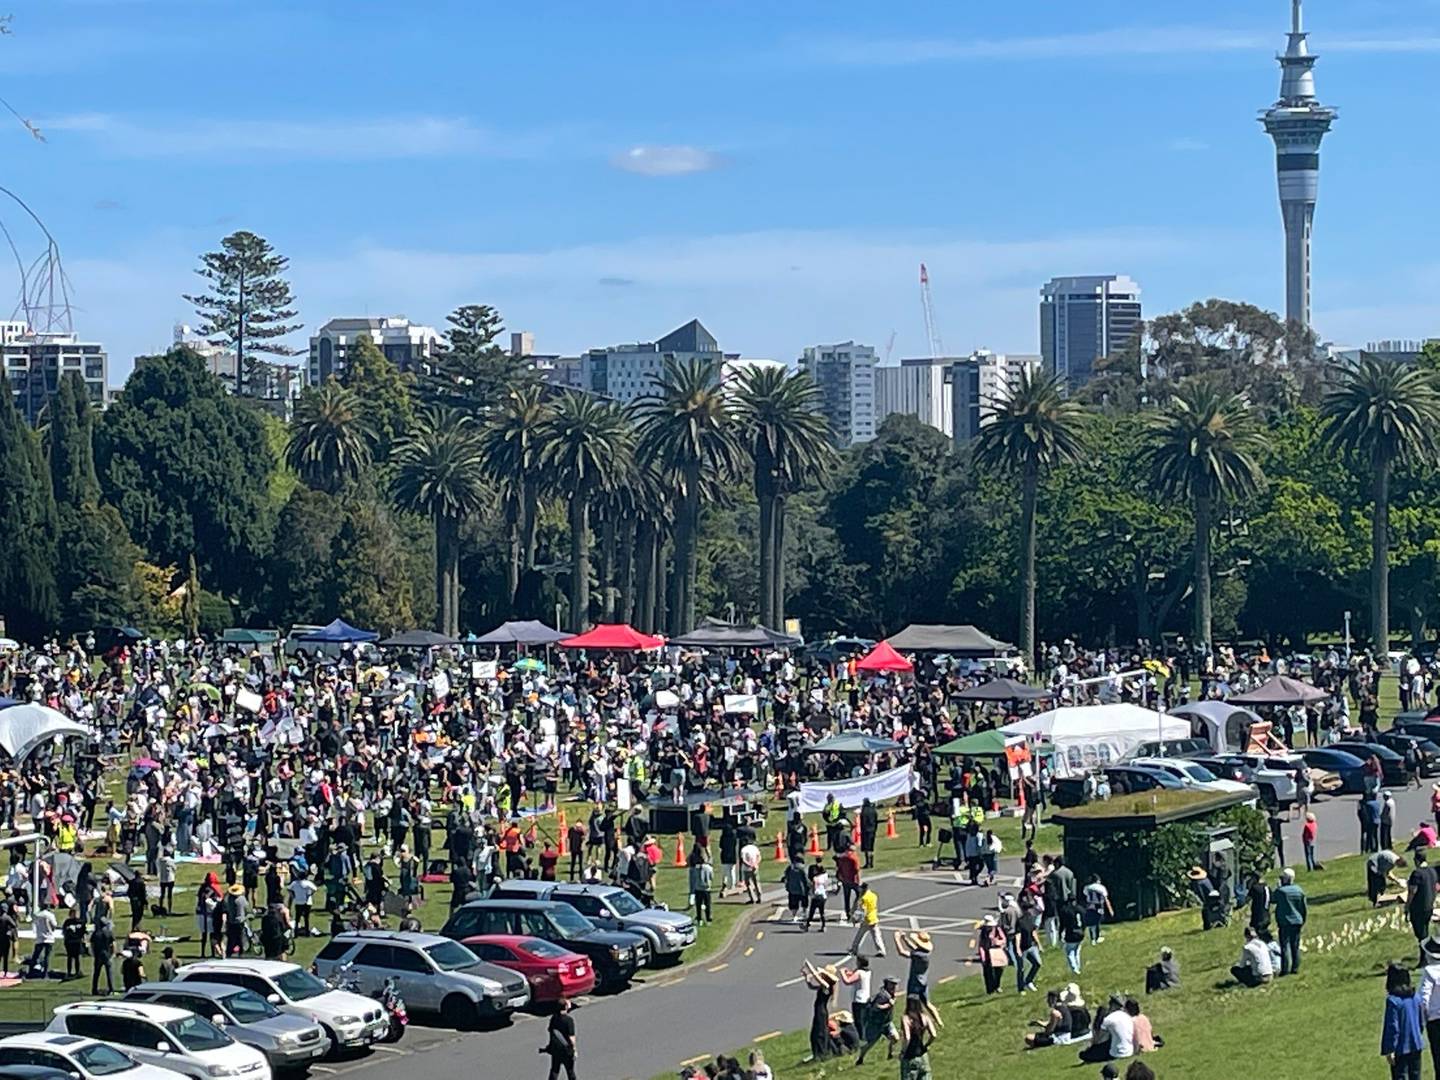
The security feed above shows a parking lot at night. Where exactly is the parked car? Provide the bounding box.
[172,960,388,1056]
[0,1033,187,1080]
[1330,741,1411,786]
[314,931,529,1028]
[1050,765,1187,809]
[47,1001,270,1080]
[459,935,596,1004]
[1297,748,1369,795]
[1126,738,1211,760]
[1182,754,1295,807]
[485,881,696,962]
[439,899,648,991]
[0,1066,81,1080]
[125,982,327,1073]
[1127,757,1258,798]
[1226,752,1318,801]
[1372,731,1440,777]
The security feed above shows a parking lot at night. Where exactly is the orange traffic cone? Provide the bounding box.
[808,825,821,856]
[852,818,861,845]
[774,832,785,861]
[674,834,687,867]
[885,809,898,840]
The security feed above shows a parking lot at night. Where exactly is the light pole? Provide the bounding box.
[1343,610,1352,659]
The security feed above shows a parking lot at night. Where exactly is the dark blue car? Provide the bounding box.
[1298,747,1368,794]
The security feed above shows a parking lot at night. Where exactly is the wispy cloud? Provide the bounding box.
[797,26,1440,66]
[610,145,725,176]
[37,113,546,161]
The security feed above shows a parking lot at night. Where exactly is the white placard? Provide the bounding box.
[234,688,262,714]
[472,660,497,681]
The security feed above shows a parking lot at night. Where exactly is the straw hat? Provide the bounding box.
[981,914,997,927]
[903,930,933,951]
[1186,865,1209,881]
[227,883,245,896]
[815,964,839,986]
[1059,983,1085,1008]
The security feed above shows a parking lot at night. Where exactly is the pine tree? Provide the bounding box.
[183,230,301,394]
[340,334,414,465]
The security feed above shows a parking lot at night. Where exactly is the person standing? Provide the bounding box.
[977,914,1008,994]
[1416,936,1440,1076]
[1083,873,1114,944]
[836,846,861,924]
[849,882,885,958]
[898,994,937,1080]
[542,997,577,1080]
[27,904,56,979]
[1272,868,1307,976]
[738,836,762,905]
[1302,812,1321,872]
[688,847,714,926]
[859,798,878,869]
[90,917,114,995]
[803,856,830,931]
[1409,852,1439,967]
[1383,961,1425,1080]
[854,973,898,1065]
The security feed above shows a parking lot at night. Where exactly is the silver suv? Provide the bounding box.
[125,981,328,1072]
[313,931,530,1028]
[488,881,696,961]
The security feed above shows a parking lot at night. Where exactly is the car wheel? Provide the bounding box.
[317,1024,340,1059]
[440,994,475,1030]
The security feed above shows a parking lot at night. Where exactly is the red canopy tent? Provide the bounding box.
[855,640,913,673]
[559,623,665,651]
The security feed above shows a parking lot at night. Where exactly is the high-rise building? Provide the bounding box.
[2,327,108,424]
[308,316,439,385]
[1261,0,1336,332]
[875,357,953,437]
[172,324,302,419]
[1040,275,1142,389]
[579,319,723,403]
[799,342,876,447]
[951,351,1043,444]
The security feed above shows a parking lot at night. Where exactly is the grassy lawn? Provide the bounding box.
[652,854,1406,1080]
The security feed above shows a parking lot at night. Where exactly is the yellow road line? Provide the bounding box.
[756,931,765,940]
[680,1054,710,1066]
[744,946,755,957]
[754,1031,782,1042]
[938,974,957,984]
[709,962,729,972]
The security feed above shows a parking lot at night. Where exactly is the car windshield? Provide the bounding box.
[547,907,595,938]
[222,989,280,1023]
[275,968,328,1001]
[74,1043,139,1075]
[1182,763,1219,782]
[605,891,644,916]
[520,938,571,960]
[167,1014,233,1052]
[424,941,481,971]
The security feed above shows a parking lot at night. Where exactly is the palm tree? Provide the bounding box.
[392,409,489,637]
[733,366,835,628]
[973,368,1088,670]
[477,383,551,612]
[540,391,633,631]
[1321,357,1440,651]
[637,358,744,635]
[286,378,371,493]
[1146,381,1267,648]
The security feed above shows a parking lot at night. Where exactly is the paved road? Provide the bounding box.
[300,780,1427,1080]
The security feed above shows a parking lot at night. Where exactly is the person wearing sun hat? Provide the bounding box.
[801,960,840,1062]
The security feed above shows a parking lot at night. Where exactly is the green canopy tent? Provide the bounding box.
[934,729,1054,757]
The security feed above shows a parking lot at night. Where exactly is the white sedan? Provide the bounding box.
[1128,757,1258,798]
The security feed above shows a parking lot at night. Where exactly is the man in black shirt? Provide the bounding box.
[542,998,577,1080]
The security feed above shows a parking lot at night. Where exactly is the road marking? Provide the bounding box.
[908,916,919,930]
[775,975,806,988]
[709,962,729,973]
[310,1068,337,1075]
[744,946,755,956]
[754,1030,782,1042]
[680,1054,710,1066]
[756,931,765,940]
[369,1046,406,1055]
[968,938,977,948]
[883,886,971,915]
[938,974,957,984]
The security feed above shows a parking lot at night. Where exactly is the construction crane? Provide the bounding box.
[919,262,944,361]
[883,330,896,365]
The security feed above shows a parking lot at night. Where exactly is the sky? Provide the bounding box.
[3,0,1439,382]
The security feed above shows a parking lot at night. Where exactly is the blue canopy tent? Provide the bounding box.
[296,618,378,643]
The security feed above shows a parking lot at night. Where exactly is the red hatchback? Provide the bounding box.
[462,934,596,1003]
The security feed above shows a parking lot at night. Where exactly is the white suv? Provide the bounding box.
[0,1031,189,1080]
[1128,757,1257,799]
[174,959,388,1055]
[48,1001,270,1080]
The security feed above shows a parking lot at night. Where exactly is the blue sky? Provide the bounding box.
[4,0,1438,381]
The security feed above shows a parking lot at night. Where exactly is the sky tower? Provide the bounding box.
[1261,0,1337,332]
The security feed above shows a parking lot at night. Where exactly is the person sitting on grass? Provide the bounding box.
[1123,997,1160,1051]
[1024,989,1072,1049]
[1230,925,1275,987]
[1077,994,1134,1064]
[1144,946,1180,994]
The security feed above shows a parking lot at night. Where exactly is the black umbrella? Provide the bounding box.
[378,630,459,649]
[954,678,1051,703]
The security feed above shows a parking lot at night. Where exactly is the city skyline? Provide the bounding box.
[1,0,1437,383]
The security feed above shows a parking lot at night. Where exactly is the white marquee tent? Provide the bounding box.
[0,703,90,761]
[1001,703,1189,778]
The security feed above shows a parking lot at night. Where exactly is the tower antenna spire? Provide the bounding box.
[1293,0,1302,35]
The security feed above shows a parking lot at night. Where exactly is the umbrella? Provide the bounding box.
[954,678,1051,703]
[202,722,237,740]
[1227,675,1330,706]
[378,629,459,649]
[131,757,160,770]
[189,682,222,702]
[513,657,546,673]
[0,638,18,651]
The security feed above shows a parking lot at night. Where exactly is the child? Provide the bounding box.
[1302,812,1321,872]
[158,945,178,982]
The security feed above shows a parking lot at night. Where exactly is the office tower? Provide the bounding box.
[799,342,876,447]
[951,351,1043,444]
[308,316,440,385]
[1040,275,1142,389]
